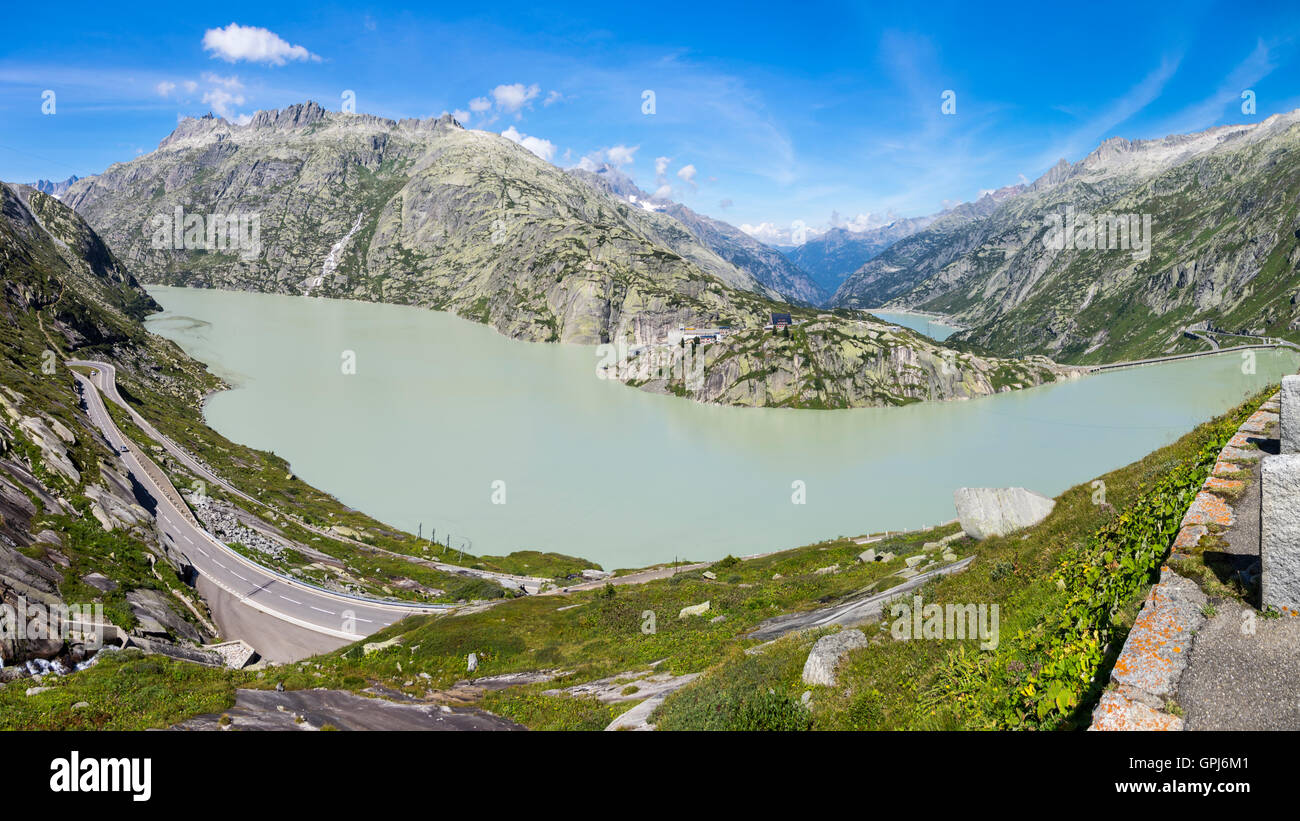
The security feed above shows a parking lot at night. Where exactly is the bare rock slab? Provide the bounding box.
[801,629,869,687]
[953,487,1055,540]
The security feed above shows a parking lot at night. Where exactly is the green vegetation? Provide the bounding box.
[647,385,1271,731]
[0,650,244,730]
[470,550,596,580]
[3,385,1274,732]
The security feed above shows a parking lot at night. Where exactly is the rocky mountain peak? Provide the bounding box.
[248,100,329,131]
[157,113,232,149]
[22,176,80,198]
[1028,158,1073,192]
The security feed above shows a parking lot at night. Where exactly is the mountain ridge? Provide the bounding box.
[833,109,1300,363]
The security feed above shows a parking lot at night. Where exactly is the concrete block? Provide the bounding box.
[1281,377,1300,454]
[1261,455,1300,614]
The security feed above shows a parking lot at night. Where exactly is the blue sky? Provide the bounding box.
[2,1,1298,240]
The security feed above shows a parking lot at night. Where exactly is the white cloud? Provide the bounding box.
[605,144,638,166]
[676,163,697,189]
[491,83,540,113]
[739,222,788,244]
[544,90,562,106]
[155,81,176,97]
[739,220,833,245]
[1033,55,1180,169]
[202,23,318,66]
[838,212,896,232]
[469,97,492,113]
[501,125,556,161]
[452,109,471,124]
[654,156,671,176]
[183,80,198,94]
[576,144,639,171]
[202,87,247,120]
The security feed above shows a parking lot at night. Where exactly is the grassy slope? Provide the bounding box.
[656,385,1270,730]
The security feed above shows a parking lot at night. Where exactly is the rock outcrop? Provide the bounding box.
[801,628,870,686]
[954,487,1056,539]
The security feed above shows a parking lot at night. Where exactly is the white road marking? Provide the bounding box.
[353,617,374,623]
[214,561,227,569]
[310,606,336,615]
[231,571,249,581]
[182,535,193,544]
[279,595,302,605]
[197,547,209,557]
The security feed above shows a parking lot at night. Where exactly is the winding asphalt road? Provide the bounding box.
[68,361,451,646]
[68,360,550,596]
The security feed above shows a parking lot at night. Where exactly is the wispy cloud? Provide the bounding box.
[1156,39,1284,134]
[1032,55,1182,168]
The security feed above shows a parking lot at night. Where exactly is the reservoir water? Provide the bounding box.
[145,286,1298,570]
[867,310,961,341]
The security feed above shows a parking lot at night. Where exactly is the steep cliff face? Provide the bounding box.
[0,185,215,672]
[614,316,1081,409]
[63,103,803,346]
[833,112,1300,364]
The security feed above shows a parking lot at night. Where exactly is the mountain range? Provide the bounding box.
[23,176,81,198]
[56,101,1071,408]
[833,111,1300,363]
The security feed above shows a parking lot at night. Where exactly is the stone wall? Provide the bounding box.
[1088,394,1279,731]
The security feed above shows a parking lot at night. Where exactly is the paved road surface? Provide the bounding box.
[69,363,451,649]
[1089,343,1282,373]
[68,359,552,595]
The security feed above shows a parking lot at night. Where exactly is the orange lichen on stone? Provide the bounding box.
[1110,576,1201,697]
[1090,690,1183,731]
[1181,491,1234,527]
[1172,524,1207,551]
[1219,445,1263,462]
[1212,460,1244,477]
[1227,432,1259,448]
[1240,410,1277,434]
[1204,476,1245,492]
